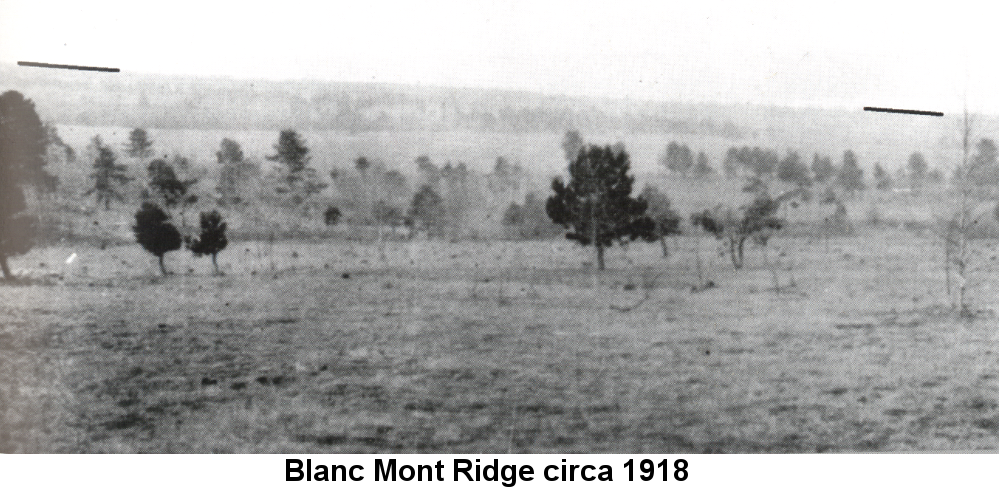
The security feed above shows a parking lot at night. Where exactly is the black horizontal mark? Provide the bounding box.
[863,106,943,117]
[18,61,119,73]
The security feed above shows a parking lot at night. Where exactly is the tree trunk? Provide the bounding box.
[212,253,219,275]
[596,244,606,271]
[738,237,748,267]
[0,254,13,280]
[728,238,742,269]
[659,236,669,258]
[158,254,167,275]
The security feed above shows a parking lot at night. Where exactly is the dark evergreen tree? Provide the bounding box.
[354,155,371,174]
[133,202,182,275]
[502,201,525,227]
[324,205,341,226]
[502,193,559,239]
[1,91,48,182]
[0,91,47,279]
[415,155,440,187]
[147,159,197,208]
[810,153,836,184]
[908,152,928,181]
[739,146,779,177]
[267,130,326,208]
[408,185,445,237]
[777,150,811,187]
[546,144,655,270]
[837,150,865,195]
[126,128,154,159]
[662,141,695,176]
[381,170,410,200]
[440,161,472,238]
[873,163,893,191]
[188,210,228,274]
[373,200,405,231]
[85,136,132,209]
[966,138,999,185]
[267,129,310,187]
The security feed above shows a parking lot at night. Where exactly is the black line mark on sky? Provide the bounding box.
[18,61,119,73]
[864,106,943,117]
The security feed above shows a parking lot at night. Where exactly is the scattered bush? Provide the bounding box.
[324,205,342,226]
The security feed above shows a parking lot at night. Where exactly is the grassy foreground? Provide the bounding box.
[3,233,999,452]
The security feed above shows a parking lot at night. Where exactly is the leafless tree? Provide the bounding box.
[934,107,993,317]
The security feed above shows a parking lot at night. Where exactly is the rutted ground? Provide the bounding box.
[3,232,999,452]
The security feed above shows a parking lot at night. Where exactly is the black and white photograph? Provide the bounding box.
[3,0,999,454]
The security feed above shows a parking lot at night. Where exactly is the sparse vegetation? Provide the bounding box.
[691,194,784,270]
[6,78,999,454]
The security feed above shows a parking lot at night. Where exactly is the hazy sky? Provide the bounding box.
[2,0,995,112]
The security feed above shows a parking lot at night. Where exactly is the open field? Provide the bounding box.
[4,231,999,452]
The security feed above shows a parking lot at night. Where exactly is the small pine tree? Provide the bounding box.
[811,153,836,184]
[267,129,310,186]
[133,202,182,275]
[408,185,445,238]
[691,151,715,179]
[777,150,812,187]
[907,152,928,187]
[126,128,154,159]
[662,141,695,176]
[267,130,327,210]
[147,159,197,208]
[837,150,865,196]
[216,138,244,164]
[188,210,228,274]
[85,136,132,210]
[873,163,893,191]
